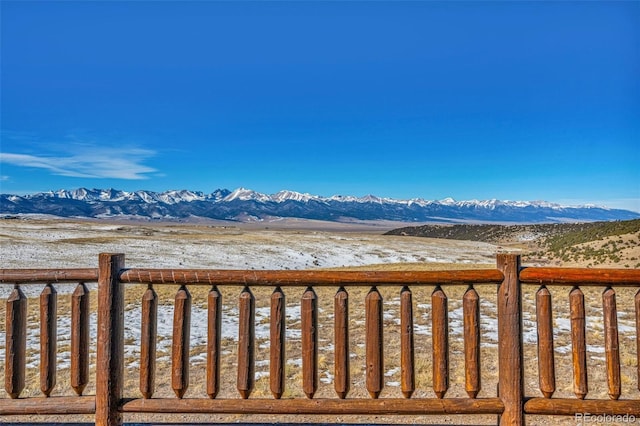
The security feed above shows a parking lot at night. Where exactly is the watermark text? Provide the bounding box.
[575,413,638,425]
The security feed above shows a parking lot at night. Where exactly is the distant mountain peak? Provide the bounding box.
[272,190,317,203]
[1,187,638,224]
[223,188,271,202]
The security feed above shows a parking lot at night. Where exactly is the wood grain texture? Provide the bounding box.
[270,287,286,399]
[207,286,222,399]
[366,286,384,399]
[602,287,620,400]
[71,283,90,396]
[520,267,640,286]
[400,286,415,399]
[334,287,350,399]
[497,253,523,426]
[432,285,449,399]
[535,285,555,398]
[525,397,640,416]
[302,287,319,399]
[4,254,640,424]
[570,286,588,399]
[0,396,96,415]
[237,286,255,399]
[5,285,27,399]
[140,285,157,399]
[120,397,505,415]
[40,283,57,396]
[119,268,503,286]
[0,268,98,284]
[172,285,191,399]
[96,253,125,426]
[463,285,480,399]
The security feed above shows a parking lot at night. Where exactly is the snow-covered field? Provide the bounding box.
[0,218,500,397]
[0,218,499,272]
[1,218,638,404]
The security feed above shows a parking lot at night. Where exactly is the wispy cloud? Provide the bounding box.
[0,146,157,180]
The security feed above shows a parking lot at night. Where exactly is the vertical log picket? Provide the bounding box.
[172,285,192,399]
[497,254,523,426]
[463,285,481,399]
[602,287,621,400]
[570,287,588,399]
[96,253,125,426]
[365,286,384,399]
[237,286,255,399]
[71,282,90,396]
[40,283,57,396]
[432,286,449,399]
[140,284,158,399]
[270,287,286,399]
[207,286,222,399]
[334,287,350,399]
[400,286,415,399]
[301,287,319,399]
[5,284,27,399]
[536,285,555,398]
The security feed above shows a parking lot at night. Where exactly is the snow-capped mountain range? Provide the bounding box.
[1,187,639,223]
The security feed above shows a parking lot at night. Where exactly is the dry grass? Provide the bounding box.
[1,219,638,425]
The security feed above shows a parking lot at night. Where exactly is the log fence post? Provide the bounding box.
[497,254,524,426]
[96,253,125,426]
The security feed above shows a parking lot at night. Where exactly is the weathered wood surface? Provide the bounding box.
[400,286,415,399]
[365,286,384,399]
[237,286,255,399]
[71,282,90,396]
[3,252,640,425]
[334,287,350,399]
[171,285,192,399]
[463,285,480,399]
[96,253,125,426]
[432,285,449,399]
[5,285,27,399]
[120,397,505,415]
[0,268,98,284]
[570,287,588,399]
[535,285,555,398]
[497,253,524,426]
[207,286,222,399]
[301,287,319,399]
[520,267,640,286]
[270,287,285,399]
[40,283,57,396]
[139,285,157,399]
[119,269,503,286]
[602,287,621,400]
[0,396,97,415]
[525,398,640,416]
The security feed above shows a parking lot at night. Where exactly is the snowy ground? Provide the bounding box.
[0,217,499,271]
[1,218,638,405]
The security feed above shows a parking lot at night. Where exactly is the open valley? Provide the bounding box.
[1,218,638,425]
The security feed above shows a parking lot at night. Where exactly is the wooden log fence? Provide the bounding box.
[0,253,639,425]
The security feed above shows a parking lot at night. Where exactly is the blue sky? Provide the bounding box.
[1,1,639,211]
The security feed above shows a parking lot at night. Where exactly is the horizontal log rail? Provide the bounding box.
[1,253,639,426]
[0,396,96,415]
[118,268,504,286]
[524,398,640,416]
[120,397,505,415]
[0,268,98,284]
[520,266,640,286]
